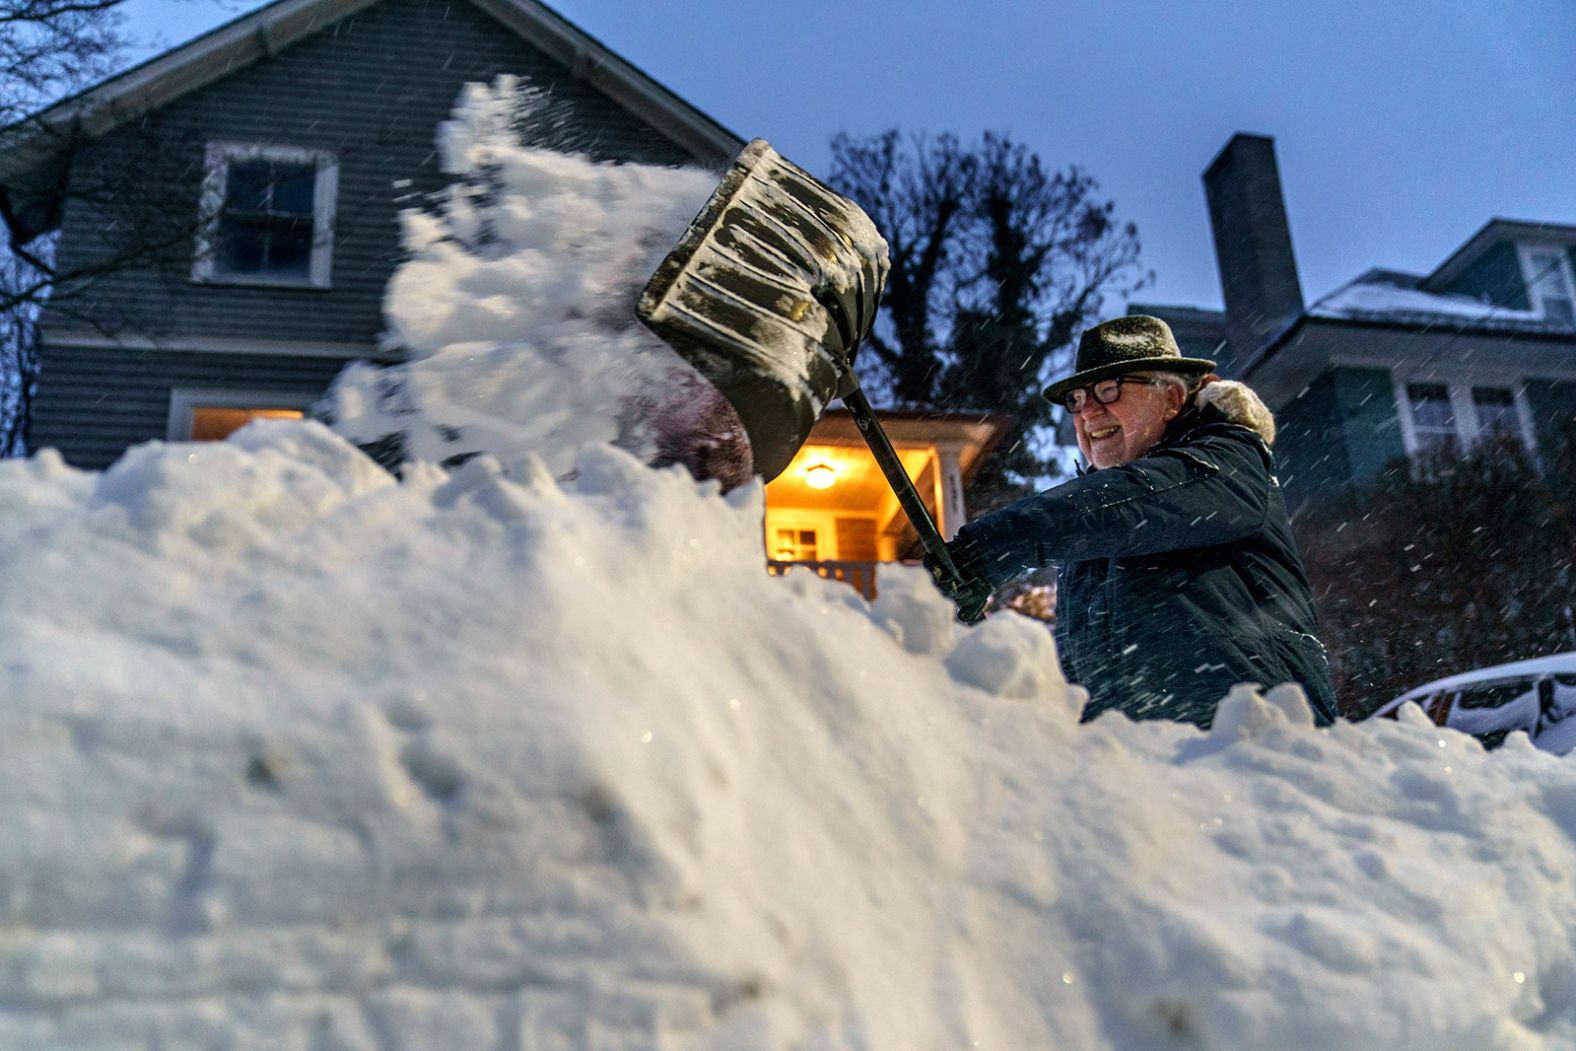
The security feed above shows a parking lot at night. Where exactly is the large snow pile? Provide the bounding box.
[3,80,1576,1050]
[6,426,1576,1049]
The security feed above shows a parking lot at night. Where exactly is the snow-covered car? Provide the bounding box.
[1373,652,1576,753]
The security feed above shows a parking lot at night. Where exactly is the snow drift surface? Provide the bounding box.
[4,428,1576,1049]
[3,78,1576,1049]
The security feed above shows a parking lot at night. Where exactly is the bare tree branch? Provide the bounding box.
[829,128,1150,506]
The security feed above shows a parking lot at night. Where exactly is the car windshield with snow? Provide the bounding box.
[1374,652,1576,753]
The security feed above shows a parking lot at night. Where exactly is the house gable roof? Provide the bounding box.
[0,0,744,184]
[1423,218,1576,290]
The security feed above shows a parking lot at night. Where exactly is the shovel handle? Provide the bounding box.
[839,386,965,583]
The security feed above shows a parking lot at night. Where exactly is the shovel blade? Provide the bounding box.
[638,140,888,482]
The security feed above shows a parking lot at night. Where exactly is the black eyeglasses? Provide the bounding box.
[1061,375,1159,413]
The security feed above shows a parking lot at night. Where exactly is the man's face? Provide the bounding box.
[1072,374,1183,469]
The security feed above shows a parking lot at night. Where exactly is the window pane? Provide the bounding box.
[225,160,274,211]
[772,527,819,561]
[1406,383,1459,457]
[1529,251,1572,295]
[1455,682,1534,711]
[190,406,304,442]
[219,219,267,273]
[1472,387,1518,437]
[267,218,313,274]
[1528,250,1575,321]
[213,155,320,279]
[1407,383,1453,429]
[270,163,317,215]
[219,215,312,279]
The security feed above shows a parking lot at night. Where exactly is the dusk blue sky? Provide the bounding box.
[121,0,1576,313]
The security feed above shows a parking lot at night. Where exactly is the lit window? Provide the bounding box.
[194,144,338,288]
[167,388,315,442]
[189,406,305,442]
[773,527,819,562]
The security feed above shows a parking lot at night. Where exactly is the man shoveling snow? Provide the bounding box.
[933,315,1338,727]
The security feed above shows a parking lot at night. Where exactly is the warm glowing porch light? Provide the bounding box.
[804,462,836,490]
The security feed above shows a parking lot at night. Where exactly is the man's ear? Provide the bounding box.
[1163,380,1188,419]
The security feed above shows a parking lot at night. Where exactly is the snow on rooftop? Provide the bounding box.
[1,78,1575,1048]
[1308,270,1565,333]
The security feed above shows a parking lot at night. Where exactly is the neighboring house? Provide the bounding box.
[0,0,742,469]
[1135,133,1576,517]
[764,408,1007,598]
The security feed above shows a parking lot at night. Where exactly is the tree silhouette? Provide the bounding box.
[829,128,1149,507]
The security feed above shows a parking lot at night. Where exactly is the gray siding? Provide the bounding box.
[1331,366,1407,491]
[1434,240,1530,310]
[1272,368,1348,516]
[1276,364,1405,516]
[31,344,354,469]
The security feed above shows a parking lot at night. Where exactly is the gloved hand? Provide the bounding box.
[921,547,994,625]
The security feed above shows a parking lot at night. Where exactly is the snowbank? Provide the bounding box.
[2,78,1574,1049]
[3,426,1576,1049]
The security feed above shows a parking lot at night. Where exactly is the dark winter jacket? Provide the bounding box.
[951,381,1337,728]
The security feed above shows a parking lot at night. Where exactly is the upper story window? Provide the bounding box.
[1397,378,1536,463]
[193,144,338,289]
[1517,244,1576,325]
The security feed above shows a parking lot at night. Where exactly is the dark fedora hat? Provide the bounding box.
[1042,315,1216,404]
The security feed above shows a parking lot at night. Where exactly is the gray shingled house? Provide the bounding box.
[0,0,743,468]
[1135,133,1576,517]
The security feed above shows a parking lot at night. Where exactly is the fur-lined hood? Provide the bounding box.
[1195,379,1276,446]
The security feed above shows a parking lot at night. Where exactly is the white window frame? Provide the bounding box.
[192,143,338,289]
[763,510,844,562]
[1392,373,1539,461]
[166,387,319,441]
[1516,242,1576,324]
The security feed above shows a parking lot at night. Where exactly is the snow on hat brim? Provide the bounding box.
[1042,315,1216,404]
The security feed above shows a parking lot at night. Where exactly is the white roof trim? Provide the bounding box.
[1,0,742,180]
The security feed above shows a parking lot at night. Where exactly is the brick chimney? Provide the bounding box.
[1203,134,1304,371]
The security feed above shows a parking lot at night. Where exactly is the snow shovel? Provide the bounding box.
[638,139,981,614]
